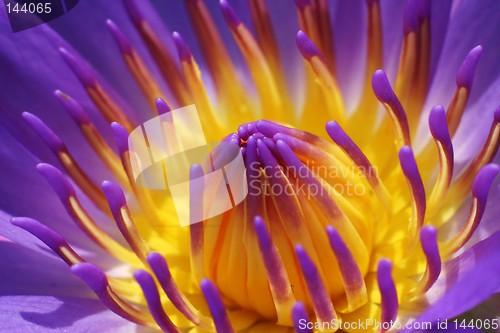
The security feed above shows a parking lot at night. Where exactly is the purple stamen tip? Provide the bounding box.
[190,164,204,181]
[325,121,344,143]
[472,164,499,203]
[456,45,483,89]
[147,252,200,326]
[428,105,451,143]
[372,70,396,103]
[106,19,133,55]
[296,30,321,60]
[295,0,312,10]
[123,0,143,24]
[155,98,171,115]
[420,226,441,288]
[172,32,192,62]
[416,0,431,21]
[36,163,75,200]
[71,262,108,293]
[11,217,67,253]
[200,279,234,333]
[219,0,241,29]
[326,226,350,259]
[275,139,300,169]
[101,180,127,212]
[495,106,500,122]
[237,124,249,139]
[398,146,418,175]
[377,259,398,327]
[147,252,171,279]
[134,269,178,332]
[295,245,316,277]
[110,122,129,154]
[59,47,96,87]
[403,0,419,34]
[247,122,258,134]
[398,147,426,202]
[292,302,313,333]
[22,112,66,153]
[54,90,90,125]
[254,216,271,247]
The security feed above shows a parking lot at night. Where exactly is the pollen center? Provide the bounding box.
[196,120,383,322]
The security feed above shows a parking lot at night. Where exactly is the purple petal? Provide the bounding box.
[0,234,134,331]
[0,295,134,332]
[0,236,87,298]
[405,230,500,331]
[0,129,94,251]
[48,0,173,115]
[331,0,369,110]
[424,0,500,115]
[428,0,453,84]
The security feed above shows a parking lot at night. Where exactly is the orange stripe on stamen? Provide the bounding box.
[102,181,151,264]
[296,32,346,124]
[124,0,189,105]
[72,263,155,326]
[451,108,500,200]
[57,150,110,212]
[394,32,417,104]
[372,70,412,149]
[399,146,426,243]
[107,20,169,110]
[447,46,483,136]
[110,122,166,229]
[58,48,135,132]
[185,0,249,121]
[427,106,454,213]
[220,1,283,119]
[55,91,129,187]
[37,163,140,265]
[313,0,335,69]
[86,85,135,132]
[296,0,322,56]
[23,112,111,214]
[442,164,499,257]
[249,0,287,89]
[326,121,392,211]
[349,0,383,145]
[172,32,223,136]
[446,87,469,137]
[408,17,430,121]
[401,1,432,127]
[309,56,346,123]
[11,217,143,302]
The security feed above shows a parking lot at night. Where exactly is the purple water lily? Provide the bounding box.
[1,0,500,332]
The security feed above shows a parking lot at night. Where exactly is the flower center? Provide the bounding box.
[198,120,379,322]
